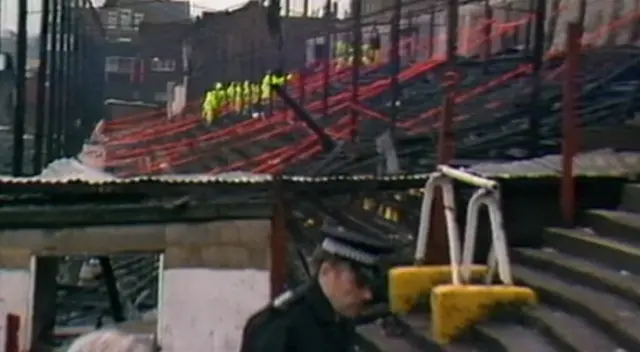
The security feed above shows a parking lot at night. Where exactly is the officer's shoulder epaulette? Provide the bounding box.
[271,284,309,310]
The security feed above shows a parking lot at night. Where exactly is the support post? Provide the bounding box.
[270,178,289,298]
[61,0,73,157]
[47,0,61,163]
[33,0,51,174]
[298,69,306,106]
[524,0,534,52]
[561,23,582,225]
[322,0,331,120]
[98,257,125,323]
[427,8,435,58]
[350,0,363,142]
[388,0,401,137]
[481,0,492,73]
[427,0,459,265]
[438,0,458,164]
[527,0,547,157]
[13,0,28,176]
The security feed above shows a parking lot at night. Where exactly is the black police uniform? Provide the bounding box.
[239,227,394,352]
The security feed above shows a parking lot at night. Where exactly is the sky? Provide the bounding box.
[0,0,348,34]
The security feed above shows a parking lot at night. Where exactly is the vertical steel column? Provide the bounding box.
[46,0,60,164]
[577,0,587,28]
[528,0,547,156]
[427,9,435,58]
[502,3,512,49]
[388,0,401,137]
[13,0,28,176]
[298,69,306,106]
[349,0,363,141]
[61,0,73,157]
[524,0,534,51]
[481,0,492,73]
[561,22,582,225]
[438,0,458,164]
[54,0,67,159]
[270,178,289,298]
[34,0,51,174]
[428,0,459,265]
[322,0,331,120]
[69,0,81,155]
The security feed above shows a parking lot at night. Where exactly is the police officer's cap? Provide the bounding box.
[320,226,394,267]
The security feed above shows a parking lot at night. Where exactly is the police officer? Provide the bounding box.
[239,227,394,352]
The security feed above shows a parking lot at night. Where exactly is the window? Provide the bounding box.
[105,56,135,73]
[106,11,118,29]
[133,13,145,30]
[120,9,133,30]
[154,92,168,102]
[150,58,177,72]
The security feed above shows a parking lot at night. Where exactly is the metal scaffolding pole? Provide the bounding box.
[438,0,458,164]
[46,0,60,163]
[13,0,28,176]
[62,0,74,157]
[528,0,547,156]
[322,0,331,120]
[388,0,401,137]
[349,0,363,142]
[561,22,582,225]
[58,0,71,157]
[481,0,493,73]
[34,0,51,174]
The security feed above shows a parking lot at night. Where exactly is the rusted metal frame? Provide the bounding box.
[270,177,290,298]
[561,23,582,225]
[350,0,363,142]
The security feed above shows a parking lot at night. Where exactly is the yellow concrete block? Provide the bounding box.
[388,265,488,314]
[431,284,537,344]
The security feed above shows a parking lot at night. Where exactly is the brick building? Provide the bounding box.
[99,0,191,104]
[187,0,331,98]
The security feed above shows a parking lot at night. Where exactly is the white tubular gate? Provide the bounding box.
[414,171,462,284]
[414,165,512,286]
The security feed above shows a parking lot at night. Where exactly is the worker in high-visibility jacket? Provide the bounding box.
[225,83,235,111]
[362,43,373,66]
[202,90,215,124]
[261,73,273,101]
[242,81,251,112]
[233,83,242,112]
[250,82,261,105]
[335,41,349,69]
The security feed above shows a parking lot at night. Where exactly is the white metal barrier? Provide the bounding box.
[413,165,512,285]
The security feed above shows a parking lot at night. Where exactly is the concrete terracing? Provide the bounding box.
[0,219,271,352]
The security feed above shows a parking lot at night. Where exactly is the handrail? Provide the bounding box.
[414,165,511,286]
